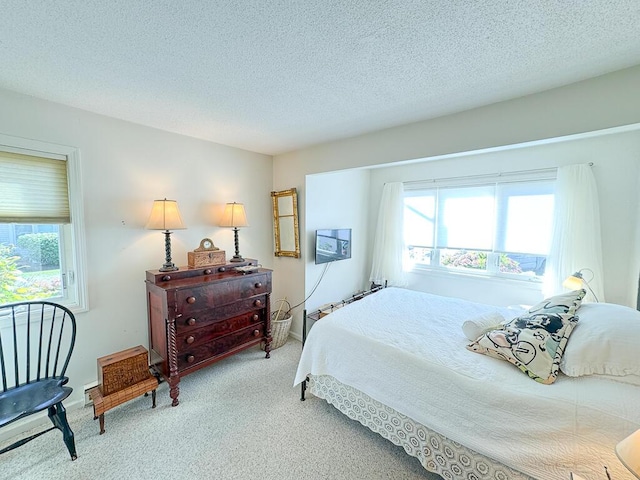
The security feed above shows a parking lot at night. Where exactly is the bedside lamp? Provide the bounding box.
[219,202,249,262]
[616,429,640,479]
[146,198,186,272]
[562,268,599,302]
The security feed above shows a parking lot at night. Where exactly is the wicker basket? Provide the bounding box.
[264,299,292,350]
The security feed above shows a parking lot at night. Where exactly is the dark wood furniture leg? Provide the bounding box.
[98,414,105,435]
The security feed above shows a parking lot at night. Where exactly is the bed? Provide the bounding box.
[294,287,640,480]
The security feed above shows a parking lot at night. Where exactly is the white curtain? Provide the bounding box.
[370,182,406,286]
[544,164,605,302]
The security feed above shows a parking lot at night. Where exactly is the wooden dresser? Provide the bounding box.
[145,260,272,406]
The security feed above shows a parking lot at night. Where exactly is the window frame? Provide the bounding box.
[403,173,555,283]
[0,133,88,313]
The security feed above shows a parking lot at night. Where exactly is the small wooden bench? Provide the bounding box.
[88,346,158,434]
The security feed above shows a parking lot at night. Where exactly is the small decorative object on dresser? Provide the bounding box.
[145,259,272,406]
[187,238,226,268]
[88,345,158,435]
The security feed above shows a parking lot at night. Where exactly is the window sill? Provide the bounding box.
[407,264,544,292]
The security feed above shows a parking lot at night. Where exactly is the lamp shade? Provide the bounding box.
[219,202,249,228]
[146,198,186,230]
[562,272,584,290]
[617,429,640,479]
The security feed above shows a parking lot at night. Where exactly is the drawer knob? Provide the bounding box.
[254,299,263,307]
[204,269,212,275]
[218,266,226,272]
[186,335,195,344]
[252,314,259,321]
[253,329,260,337]
[254,282,262,288]
[186,354,195,363]
[187,296,196,304]
[186,317,196,326]
[161,275,171,281]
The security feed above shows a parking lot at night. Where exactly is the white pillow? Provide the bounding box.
[461,312,505,341]
[561,302,640,377]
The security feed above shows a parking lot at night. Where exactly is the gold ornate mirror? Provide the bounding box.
[271,188,300,258]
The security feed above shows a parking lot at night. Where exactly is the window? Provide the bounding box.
[0,134,87,311]
[404,176,555,281]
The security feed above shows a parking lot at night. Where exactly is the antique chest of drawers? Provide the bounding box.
[145,260,272,406]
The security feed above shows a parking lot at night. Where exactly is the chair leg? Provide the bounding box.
[48,403,77,460]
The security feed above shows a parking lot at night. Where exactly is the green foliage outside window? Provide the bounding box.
[0,244,61,304]
[441,250,522,273]
[17,233,60,266]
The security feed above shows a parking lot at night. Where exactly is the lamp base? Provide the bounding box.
[159,264,179,272]
[230,227,244,262]
[159,230,178,272]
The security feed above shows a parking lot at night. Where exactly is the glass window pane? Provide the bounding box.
[440,249,488,271]
[407,246,432,265]
[404,194,435,248]
[503,195,553,254]
[0,224,63,304]
[497,181,554,255]
[503,253,547,276]
[437,186,494,250]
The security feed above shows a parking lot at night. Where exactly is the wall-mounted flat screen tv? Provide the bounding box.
[315,228,352,264]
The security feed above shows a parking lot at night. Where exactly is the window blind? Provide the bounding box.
[0,150,70,224]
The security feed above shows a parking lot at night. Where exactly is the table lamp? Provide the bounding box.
[146,198,186,272]
[562,268,599,302]
[219,202,248,262]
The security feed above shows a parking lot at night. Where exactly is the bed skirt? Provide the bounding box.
[308,374,535,480]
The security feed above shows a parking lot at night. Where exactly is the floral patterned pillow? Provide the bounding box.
[528,289,586,316]
[467,311,578,384]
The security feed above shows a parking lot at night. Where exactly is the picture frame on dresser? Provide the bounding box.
[145,258,272,406]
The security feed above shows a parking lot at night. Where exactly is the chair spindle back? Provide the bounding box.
[0,301,76,393]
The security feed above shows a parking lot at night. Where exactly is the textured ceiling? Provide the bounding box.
[1,1,640,155]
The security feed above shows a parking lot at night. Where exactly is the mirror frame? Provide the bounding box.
[271,188,301,258]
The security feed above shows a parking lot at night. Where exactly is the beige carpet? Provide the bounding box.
[0,339,440,480]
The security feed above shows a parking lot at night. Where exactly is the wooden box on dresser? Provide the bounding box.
[145,259,272,406]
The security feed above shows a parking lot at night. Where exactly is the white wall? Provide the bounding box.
[304,170,371,313]
[273,65,640,337]
[0,88,273,423]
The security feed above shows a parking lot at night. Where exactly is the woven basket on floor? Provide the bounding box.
[265,299,292,350]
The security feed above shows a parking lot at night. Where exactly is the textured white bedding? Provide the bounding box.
[294,287,640,480]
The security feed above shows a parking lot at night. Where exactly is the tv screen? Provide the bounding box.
[315,229,352,264]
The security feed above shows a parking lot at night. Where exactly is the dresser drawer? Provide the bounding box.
[175,296,267,332]
[175,312,263,350]
[175,273,270,315]
[177,325,266,371]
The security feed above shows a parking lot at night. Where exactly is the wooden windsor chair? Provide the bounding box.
[0,301,77,460]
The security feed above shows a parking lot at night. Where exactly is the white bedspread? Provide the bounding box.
[294,287,640,480]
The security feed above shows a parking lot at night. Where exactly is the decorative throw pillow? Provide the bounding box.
[528,289,586,316]
[467,311,578,384]
[529,288,587,314]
